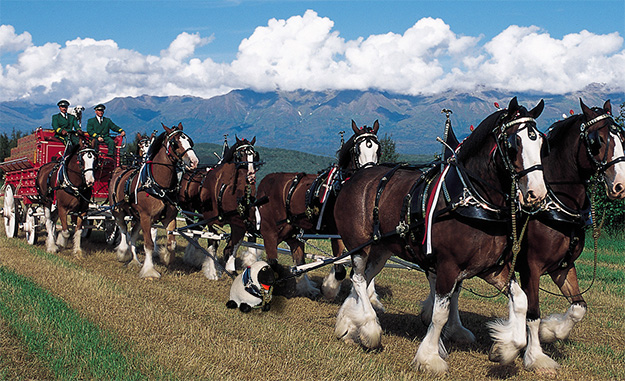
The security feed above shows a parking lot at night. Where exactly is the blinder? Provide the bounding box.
[580,112,625,173]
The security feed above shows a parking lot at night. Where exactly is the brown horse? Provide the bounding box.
[423,99,625,373]
[257,120,381,298]
[178,136,260,279]
[331,97,547,374]
[109,123,199,279]
[36,132,98,256]
[501,99,625,370]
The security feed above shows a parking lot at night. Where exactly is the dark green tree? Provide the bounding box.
[379,133,399,163]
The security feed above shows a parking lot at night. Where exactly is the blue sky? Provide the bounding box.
[1,0,624,105]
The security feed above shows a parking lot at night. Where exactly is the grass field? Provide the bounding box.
[0,220,624,380]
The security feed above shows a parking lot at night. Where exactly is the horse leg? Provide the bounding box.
[321,238,347,300]
[72,215,84,258]
[201,240,221,280]
[287,237,320,298]
[55,207,71,250]
[113,214,132,262]
[486,279,528,365]
[44,206,59,253]
[540,265,587,342]
[159,216,177,266]
[128,221,142,265]
[150,227,160,259]
[224,225,245,273]
[239,235,261,269]
[414,292,451,374]
[335,251,383,349]
[139,215,160,279]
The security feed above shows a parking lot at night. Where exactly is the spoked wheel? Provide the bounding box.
[24,206,38,245]
[105,220,121,247]
[3,184,18,238]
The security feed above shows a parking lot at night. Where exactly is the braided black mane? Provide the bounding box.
[146,131,166,160]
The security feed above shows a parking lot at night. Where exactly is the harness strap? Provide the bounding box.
[372,164,405,242]
[277,173,304,225]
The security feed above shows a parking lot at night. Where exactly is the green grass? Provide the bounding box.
[0,266,160,380]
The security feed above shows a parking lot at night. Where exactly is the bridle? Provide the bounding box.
[495,115,545,181]
[165,129,195,163]
[352,132,380,169]
[580,112,625,175]
[233,144,261,170]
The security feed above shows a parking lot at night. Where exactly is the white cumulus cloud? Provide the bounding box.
[0,10,624,106]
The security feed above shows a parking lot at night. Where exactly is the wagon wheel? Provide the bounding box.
[104,220,121,247]
[81,227,92,239]
[24,206,38,245]
[3,184,18,238]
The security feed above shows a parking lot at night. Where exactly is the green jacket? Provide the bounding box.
[51,113,81,136]
[86,117,124,138]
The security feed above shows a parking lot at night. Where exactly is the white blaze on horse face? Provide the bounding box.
[357,137,379,168]
[179,135,199,170]
[604,131,625,199]
[245,150,256,184]
[516,124,546,207]
[82,151,96,186]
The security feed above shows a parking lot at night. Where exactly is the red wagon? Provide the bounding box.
[1,127,123,245]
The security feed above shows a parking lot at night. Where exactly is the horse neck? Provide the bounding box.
[64,153,85,186]
[460,140,510,206]
[544,126,589,209]
[150,147,177,188]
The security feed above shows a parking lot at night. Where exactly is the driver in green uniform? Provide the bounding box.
[52,99,81,145]
[86,104,125,157]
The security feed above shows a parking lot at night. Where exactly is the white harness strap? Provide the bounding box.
[424,164,451,255]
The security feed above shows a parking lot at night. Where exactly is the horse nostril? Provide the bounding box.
[614,183,624,194]
[526,190,536,202]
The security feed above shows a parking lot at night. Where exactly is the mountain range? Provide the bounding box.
[1,84,623,156]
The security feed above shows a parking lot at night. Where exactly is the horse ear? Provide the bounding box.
[251,136,256,145]
[580,98,592,116]
[603,99,612,114]
[372,120,380,134]
[507,96,519,113]
[352,120,359,134]
[162,123,172,134]
[177,122,184,130]
[136,132,142,140]
[529,99,544,118]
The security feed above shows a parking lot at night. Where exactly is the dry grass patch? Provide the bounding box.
[0,226,623,380]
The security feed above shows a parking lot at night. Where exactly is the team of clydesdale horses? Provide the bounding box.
[31,98,625,375]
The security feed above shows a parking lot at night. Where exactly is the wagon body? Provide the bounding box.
[2,127,123,244]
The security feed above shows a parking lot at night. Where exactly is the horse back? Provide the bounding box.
[36,161,60,205]
[335,166,421,242]
[257,172,317,227]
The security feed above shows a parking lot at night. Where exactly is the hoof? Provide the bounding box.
[139,267,161,279]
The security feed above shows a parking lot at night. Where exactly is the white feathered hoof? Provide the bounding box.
[56,230,70,249]
[139,266,161,280]
[116,247,131,263]
[202,257,220,280]
[413,348,449,375]
[321,270,342,301]
[488,340,521,365]
[296,274,320,299]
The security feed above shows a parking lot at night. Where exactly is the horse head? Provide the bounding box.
[233,135,259,184]
[459,97,547,210]
[75,132,98,187]
[580,99,625,199]
[337,120,381,170]
[161,122,199,170]
[496,97,547,209]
